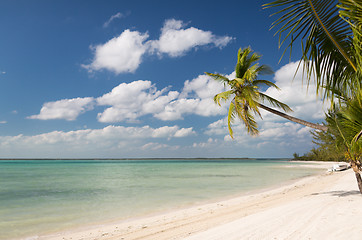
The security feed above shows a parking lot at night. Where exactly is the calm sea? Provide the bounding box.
[0,159,322,239]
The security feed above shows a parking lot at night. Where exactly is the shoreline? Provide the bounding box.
[34,161,362,240]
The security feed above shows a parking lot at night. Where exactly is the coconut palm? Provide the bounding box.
[338,89,362,192]
[206,47,327,139]
[264,0,362,192]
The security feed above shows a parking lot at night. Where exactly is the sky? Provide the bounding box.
[0,0,328,158]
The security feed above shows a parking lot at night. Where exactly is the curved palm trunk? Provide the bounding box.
[258,103,328,131]
[351,161,362,194]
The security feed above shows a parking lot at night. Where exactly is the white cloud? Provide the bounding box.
[103,12,126,28]
[0,125,193,157]
[154,74,227,121]
[174,127,195,137]
[96,74,225,123]
[84,19,233,74]
[28,97,95,121]
[0,121,7,124]
[262,61,328,122]
[96,80,179,122]
[83,30,149,74]
[28,73,227,122]
[192,138,218,148]
[151,125,195,138]
[141,142,179,151]
[150,19,233,57]
[180,74,226,99]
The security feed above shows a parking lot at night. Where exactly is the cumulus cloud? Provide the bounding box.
[151,126,195,138]
[84,19,233,74]
[95,75,225,123]
[3,125,193,143]
[28,72,228,122]
[96,80,179,122]
[262,61,328,122]
[154,74,227,120]
[28,97,95,121]
[83,30,149,74]
[0,125,194,157]
[204,115,313,153]
[150,19,233,57]
[192,137,218,148]
[141,142,179,151]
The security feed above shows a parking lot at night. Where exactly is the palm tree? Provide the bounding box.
[264,0,362,192]
[206,47,327,139]
[337,89,362,192]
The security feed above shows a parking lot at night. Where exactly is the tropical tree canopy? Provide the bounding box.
[206,47,291,137]
[206,47,327,138]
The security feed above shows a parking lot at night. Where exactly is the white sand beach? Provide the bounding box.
[41,162,362,240]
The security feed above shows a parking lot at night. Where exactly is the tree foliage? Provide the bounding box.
[264,0,361,102]
[206,47,292,137]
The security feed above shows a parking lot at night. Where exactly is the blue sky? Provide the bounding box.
[0,0,327,158]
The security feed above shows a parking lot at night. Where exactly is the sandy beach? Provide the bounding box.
[40,162,362,240]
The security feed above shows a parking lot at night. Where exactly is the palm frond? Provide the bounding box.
[264,0,356,103]
[235,47,261,79]
[214,90,234,106]
[256,65,274,75]
[253,80,281,90]
[205,72,231,87]
[227,100,236,138]
[339,0,362,92]
[258,92,293,112]
[234,98,259,135]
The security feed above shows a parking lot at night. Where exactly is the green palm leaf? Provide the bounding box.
[214,90,234,106]
[259,92,293,112]
[253,80,281,90]
[264,0,356,102]
[205,72,230,87]
[227,100,236,138]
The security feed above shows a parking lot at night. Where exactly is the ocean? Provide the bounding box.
[0,159,322,239]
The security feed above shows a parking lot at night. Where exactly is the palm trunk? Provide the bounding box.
[258,103,328,131]
[354,172,362,194]
[351,161,362,194]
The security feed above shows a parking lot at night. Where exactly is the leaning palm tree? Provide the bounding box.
[338,89,362,192]
[264,0,362,192]
[206,47,327,139]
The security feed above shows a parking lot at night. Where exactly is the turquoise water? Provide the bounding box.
[0,159,321,239]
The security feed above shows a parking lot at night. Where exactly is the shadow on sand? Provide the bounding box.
[311,190,361,197]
